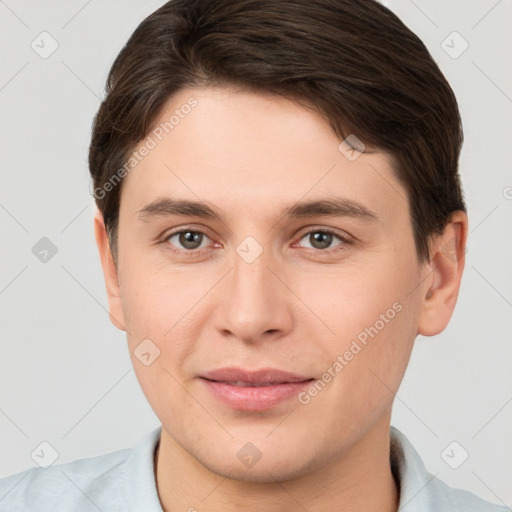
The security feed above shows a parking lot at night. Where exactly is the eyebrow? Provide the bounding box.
[136,197,379,223]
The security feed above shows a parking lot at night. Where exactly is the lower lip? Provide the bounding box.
[200,378,313,411]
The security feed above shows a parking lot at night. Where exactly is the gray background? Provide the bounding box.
[1,0,511,506]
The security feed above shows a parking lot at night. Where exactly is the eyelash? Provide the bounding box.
[160,226,353,258]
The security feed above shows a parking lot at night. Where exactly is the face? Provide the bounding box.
[100,85,438,482]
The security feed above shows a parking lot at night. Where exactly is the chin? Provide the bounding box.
[205,456,315,484]
[189,438,326,484]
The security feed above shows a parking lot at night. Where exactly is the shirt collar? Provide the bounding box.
[122,424,464,512]
[124,425,164,512]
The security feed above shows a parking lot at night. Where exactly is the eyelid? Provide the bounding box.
[160,224,212,241]
[294,225,355,244]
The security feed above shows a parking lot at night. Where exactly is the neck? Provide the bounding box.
[155,417,399,512]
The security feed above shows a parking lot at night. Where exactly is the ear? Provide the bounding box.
[417,210,468,336]
[93,208,127,332]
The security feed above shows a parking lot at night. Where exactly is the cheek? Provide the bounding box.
[304,253,420,402]
[304,303,417,440]
[118,259,219,400]
[299,255,411,339]
[119,262,200,420]
[346,291,419,398]
[119,257,207,338]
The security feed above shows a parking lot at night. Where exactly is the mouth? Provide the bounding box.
[199,367,315,411]
[206,380,290,387]
[201,367,313,383]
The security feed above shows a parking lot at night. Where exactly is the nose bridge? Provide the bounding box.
[233,237,271,296]
[215,234,291,341]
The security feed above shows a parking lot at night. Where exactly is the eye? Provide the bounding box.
[296,228,351,252]
[165,229,211,252]
[161,226,352,257]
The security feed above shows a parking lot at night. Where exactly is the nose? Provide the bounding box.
[212,241,294,344]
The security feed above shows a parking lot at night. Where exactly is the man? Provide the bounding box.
[0,0,507,510]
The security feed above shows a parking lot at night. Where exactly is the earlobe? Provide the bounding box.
[417,211,468,337]
[93,208,127,332]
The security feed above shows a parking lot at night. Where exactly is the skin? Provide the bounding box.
[94,85,468,512]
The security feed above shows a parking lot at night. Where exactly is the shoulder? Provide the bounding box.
[426,474,509,512]
[0,446,131,512]
[390,427,508,512]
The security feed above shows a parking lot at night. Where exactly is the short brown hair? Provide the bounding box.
[89,0,465,265]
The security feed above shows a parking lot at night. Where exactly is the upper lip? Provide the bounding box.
[200,367,313,384]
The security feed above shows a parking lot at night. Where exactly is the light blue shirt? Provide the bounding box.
[0,426,507,511]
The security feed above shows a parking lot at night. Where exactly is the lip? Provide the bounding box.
[201,367,312,384]
[199,367,314,411]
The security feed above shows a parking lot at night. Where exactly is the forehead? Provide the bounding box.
[120,86,408,224]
